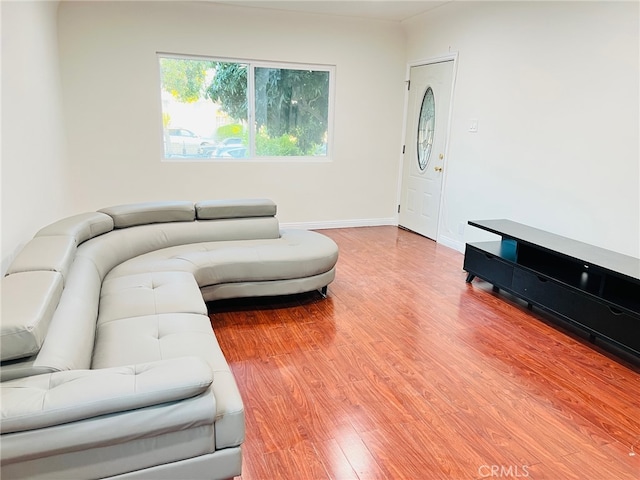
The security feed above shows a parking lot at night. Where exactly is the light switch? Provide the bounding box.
[468,118,479,133]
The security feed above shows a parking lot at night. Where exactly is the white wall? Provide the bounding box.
[57,1,406,226]
[404,1,640,257]
[1,0,71,274]
[4,1,638,272]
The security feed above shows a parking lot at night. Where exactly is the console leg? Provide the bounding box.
[492,285,500,293]
[527,303,533,310]
[465,273,475,283]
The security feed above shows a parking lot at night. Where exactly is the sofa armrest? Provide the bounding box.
[0,357,212,434]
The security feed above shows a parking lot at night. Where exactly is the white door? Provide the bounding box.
[399,60,454,240]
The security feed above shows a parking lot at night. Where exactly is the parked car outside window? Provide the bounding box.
[165,128,212,157]
[209,138,246,158]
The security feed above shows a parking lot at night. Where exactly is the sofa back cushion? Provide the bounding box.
[77,217,281,280]
[5,236,76,282]
[195,198,276,219]
[36,212,114,245]
[99,201,195,228]
[1,271,63,361]
[1,256,103,381]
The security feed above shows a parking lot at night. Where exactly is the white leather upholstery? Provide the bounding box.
[0,198,338,479]
[0,271,63,361]
[99,200,195,228]
[99,271,207,322]
[93,313,213,365]
[76,217,281,279]
[104,447,242,480]
[196,198,276,219]
[36,211,114,244]
[91,313,245,450]
[106,230,338,287]
[1,433,245,480]
[0,357,213,434]
[5,235,76,282]
[23,256,102,375]
[1,392,219,478]
[201,268,336,301]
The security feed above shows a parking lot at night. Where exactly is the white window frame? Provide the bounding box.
[158,52,335,163]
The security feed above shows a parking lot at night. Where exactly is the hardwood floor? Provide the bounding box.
[208,226,640,479]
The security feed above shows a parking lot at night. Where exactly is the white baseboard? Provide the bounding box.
[436,234,465,253]
[280,219,466,254]
[280,217,397,230]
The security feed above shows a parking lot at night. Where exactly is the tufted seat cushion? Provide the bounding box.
[106,230,339,287]
[98,272,207,324]
[92,313,215,367]
[91,313,244,450]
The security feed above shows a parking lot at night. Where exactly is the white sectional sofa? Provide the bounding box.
[0,199,339,479]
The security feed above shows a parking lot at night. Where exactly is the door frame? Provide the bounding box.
[396,53,459,244]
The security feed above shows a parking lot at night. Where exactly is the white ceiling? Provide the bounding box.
[211,1,451,22]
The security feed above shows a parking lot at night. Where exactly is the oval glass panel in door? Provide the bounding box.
[417,86,435,171]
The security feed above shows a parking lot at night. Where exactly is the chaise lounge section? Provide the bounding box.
[0,199,339,479]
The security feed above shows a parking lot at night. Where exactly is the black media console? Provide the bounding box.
[463,219,640,359]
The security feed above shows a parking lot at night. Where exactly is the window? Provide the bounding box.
[158,54,333,160]
[417,86,435,171]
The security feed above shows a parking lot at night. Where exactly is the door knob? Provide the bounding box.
[434,166,443,172]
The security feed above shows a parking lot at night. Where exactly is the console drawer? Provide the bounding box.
[464,244,514,289]
[513,269,596,322]
[512,269,640,354]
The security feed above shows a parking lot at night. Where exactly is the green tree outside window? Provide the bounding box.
[159,55,331,159]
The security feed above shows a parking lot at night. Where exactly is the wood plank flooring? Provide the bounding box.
[208,226,640,479]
